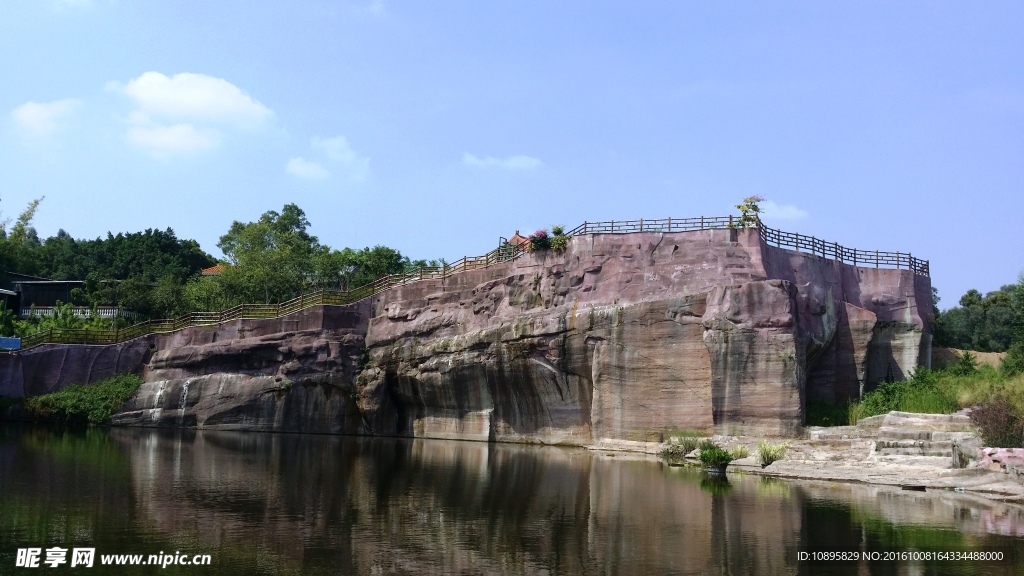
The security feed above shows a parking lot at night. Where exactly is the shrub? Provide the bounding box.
[699,438,719,452]
[969,394,1024,448]
[1002,342,1024,377]
[698,446,734,467]
[660,443,691,464]
[758,440,790,467]
[852,368,958,420]
[527,229,550,251]
[551,225,565,236]
[678,436,702,454]
[550,234,569,251]
[950,350,979,376]
[24,373,142,426]
[730,445,750,459]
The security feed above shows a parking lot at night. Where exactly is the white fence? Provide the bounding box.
[20,306,140,320]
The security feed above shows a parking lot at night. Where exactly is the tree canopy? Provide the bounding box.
[183,203,441,309]
[934,279,1024,353]
[0,197,437,330]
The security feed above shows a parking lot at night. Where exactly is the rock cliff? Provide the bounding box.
[0,227,932,443]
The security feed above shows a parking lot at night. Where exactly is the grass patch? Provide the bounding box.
[729,445,750,460]
[810,364,1024,428]
[23,373,142,426]
[758,440,790,467]
[677,436,703,454]
[852,368,959,421]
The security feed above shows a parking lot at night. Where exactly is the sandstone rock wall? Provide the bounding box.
[0,338,155,398]
[360,228,931,441]
[108,302,370,434]
[1,227,932,443]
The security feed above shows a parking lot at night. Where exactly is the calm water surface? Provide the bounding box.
[1,425,1023,575]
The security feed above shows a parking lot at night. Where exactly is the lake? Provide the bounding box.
[1,424,1022,575]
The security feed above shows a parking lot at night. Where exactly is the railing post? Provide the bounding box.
[701,216,704,229]
[728,215,732,228]
[668,217,672,232]
[875,250,879,268]
[610,220,614,233]
[639,218,643,232]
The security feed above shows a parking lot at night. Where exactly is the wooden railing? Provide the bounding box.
[4,216,926,351]
[568,216,928,276]
[757,224,929,276]
[567,216,736,235]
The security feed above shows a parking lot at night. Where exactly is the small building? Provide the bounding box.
[2,273,85,315]
[0,288,17,314]
[507,230,530,249]
[1,272,135,319]
[201,264,226,276]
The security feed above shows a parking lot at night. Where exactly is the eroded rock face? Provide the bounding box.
[0,338,155,398]
[2,228,932,443]
[110,303,370,433]
[359,228,931,441]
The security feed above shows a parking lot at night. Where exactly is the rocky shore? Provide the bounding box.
[596,411,1024,503]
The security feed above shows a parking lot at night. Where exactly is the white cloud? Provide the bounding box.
[125,114,218,157]
[11,99,82,137]
[118,72,271,127]
[113,72,271,157]
[287,157,331,181]
[760,200,809,221]
[463,153,542,170]
[310,136,370,181]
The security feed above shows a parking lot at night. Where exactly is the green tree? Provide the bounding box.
[735,195,764,228]
[935,279,1024,352]
[0,197,45,277]
[216,204,326,303]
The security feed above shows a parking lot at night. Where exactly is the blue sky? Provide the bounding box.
[1,1,1021,307]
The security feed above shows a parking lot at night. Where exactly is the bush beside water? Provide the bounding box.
[758,440,790,467]
[23,374,142,426]
[806,351,1024,447]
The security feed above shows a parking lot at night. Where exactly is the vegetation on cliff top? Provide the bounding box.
[0,198,441,337]
[22,373,142,426]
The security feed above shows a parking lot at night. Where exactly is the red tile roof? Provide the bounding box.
[508,230,530,248]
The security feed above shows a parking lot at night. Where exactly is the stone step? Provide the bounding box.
[875,439,953,457]
[876,447,953,457]
[877,426,933,441]
[806,426,866,441]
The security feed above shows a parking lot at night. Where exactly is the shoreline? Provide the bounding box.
[588,418,1024,504]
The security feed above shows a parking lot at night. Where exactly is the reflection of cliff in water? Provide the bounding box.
[107,429,1024,575]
